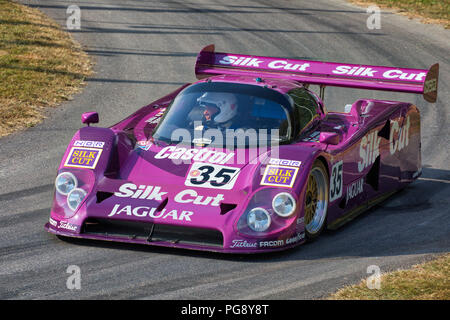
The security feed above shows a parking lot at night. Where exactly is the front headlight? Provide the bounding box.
[55,172,77,195]
[67,188,87,211]
[272,192,296,217]
[247,207,271,232]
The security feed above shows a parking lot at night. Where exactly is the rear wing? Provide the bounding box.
[195,44,439,103]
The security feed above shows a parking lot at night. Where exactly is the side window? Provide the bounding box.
[288,88,319,131]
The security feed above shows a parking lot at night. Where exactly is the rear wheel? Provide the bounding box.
[304,160,329,240]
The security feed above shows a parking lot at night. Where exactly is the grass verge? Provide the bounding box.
[349,0,449,28]
[0,0,92,137]
[329,253,450,300]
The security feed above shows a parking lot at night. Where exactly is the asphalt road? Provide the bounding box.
[0,0,449,300]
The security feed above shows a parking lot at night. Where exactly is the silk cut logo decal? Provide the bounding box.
[260,165,299,188]
[64,147,102,169]
[330,160,343,202]
[185,163,240,190]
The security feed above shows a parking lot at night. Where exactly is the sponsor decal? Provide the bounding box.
[49,217,58,227]
[174,189,224,206]
[155,146,234,165]
[64,147,103,169]
[114,183,167,201]
[219,56,263,68]
[108,204,194,221]
[114,183,225,207]
[259,240,284,248]
[185,163,240,190]
[216,55,427,82]
[261,165,299,188]
[346,178,364,203]
[59,221,78,231]
[332,66,426,81]
[424,79,437,94]
[285,233,305,245]
[330,160,343,202]
[219,55,311,71]
[258,234,305,248]
[230,240,258,249]
[389,116,410,155]
[145,110,165,125]
[136,140,153,151]
[358,130,381,172]
[332,66,378,77]
[74,140,105,148]
[268,158,301,167]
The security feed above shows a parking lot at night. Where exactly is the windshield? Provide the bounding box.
[152,82,292,148]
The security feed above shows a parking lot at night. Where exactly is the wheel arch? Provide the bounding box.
[315,155,330,180]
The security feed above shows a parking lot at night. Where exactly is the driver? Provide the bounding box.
[197,92,238,130]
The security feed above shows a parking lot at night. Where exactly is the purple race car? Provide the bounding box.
[45,45,439,253]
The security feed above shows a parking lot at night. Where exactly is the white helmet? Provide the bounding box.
[197,92,237,124]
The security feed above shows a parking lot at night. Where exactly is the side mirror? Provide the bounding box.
[81,112,99,126]
[319,132,341,145]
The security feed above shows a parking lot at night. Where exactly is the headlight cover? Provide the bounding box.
[52,169,94,219]
[55,172,77,195]
[236,189,298,237]
[247,207,271,232]
[67,188,87,211]
[272,192,296,217]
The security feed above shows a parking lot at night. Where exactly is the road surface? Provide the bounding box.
[0,0,449,299]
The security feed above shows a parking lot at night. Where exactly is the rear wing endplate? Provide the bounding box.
[195,44,439,103]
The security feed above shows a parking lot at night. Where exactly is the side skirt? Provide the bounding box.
[327,190,396,230]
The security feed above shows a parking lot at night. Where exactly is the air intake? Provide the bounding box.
[82,218,223,248]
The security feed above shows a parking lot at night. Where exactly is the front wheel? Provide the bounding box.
[303,160,329,240]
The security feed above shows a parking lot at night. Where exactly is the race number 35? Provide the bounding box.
[330,160,343,202]
[185,163,240,190]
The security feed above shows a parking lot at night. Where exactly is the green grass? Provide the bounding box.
[350,0,450,28]
[0,0,92,137]
[329,253,450,300]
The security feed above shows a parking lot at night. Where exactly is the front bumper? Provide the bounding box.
[45,215,306,254]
